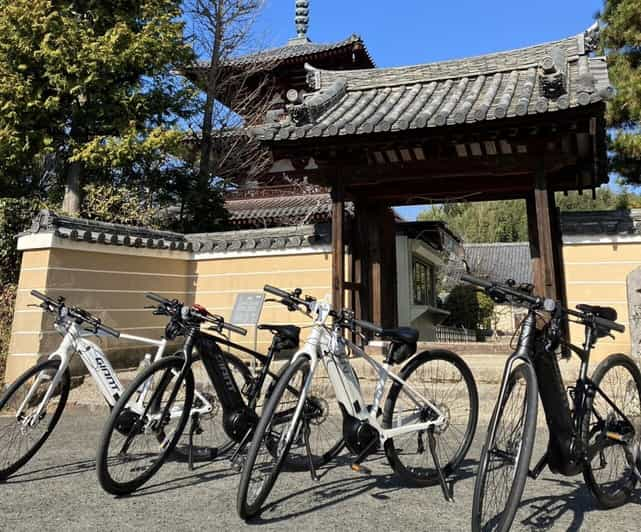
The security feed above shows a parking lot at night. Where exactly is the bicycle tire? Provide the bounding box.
[0,358,70,480]
[269,359,344,471]
[237,355,310,520]
[383,349,478,486]
[583,353,641,508]
[472,363,538,532]
[96,356,194,495]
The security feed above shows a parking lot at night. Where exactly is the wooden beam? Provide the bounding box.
[331,182,345,310]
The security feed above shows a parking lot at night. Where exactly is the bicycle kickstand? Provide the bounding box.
[188,412,200,471]
[427,429,454,502]
[230,428,254,472]
[528,451,548,480]
[304,422,319,482]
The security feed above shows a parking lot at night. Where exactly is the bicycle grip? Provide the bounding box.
[460,274,492,289]
[145,292,170,305]
[264,285,292,300]
[98,323,121,338]
[595,316,625,334]
[223,322,247,336]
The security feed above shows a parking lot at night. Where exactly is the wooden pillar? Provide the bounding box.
[526,164,558,300]
[331,182,345,310]
[353,201,370,321]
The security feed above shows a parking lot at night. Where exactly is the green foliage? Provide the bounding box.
[0,284,17,384]
[0,198,44,286]
[420,200,528,243]
[419,187,641,242]
[443,285,494,330]
[600,0,641,183]
[81,184,159,228]
[0,0,197,199]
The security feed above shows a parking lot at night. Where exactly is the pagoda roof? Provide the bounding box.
[224,34,374,69]
[255,27,614,141]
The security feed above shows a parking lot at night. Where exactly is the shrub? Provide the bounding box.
[81,183,160,228]
[444,284,494,330]
[0,284,17,384]
[0,197,43,286]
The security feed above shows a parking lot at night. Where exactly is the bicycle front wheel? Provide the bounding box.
[237,355,310,520]
[383,349,478,486]
[472,363,538,532]
[96,356,194,495]
[583,353,641,508]
[0,358,70,480]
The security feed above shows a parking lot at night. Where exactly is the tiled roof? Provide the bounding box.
[561,209,641,235]
[445,242,533,288]
[27,210,192,251]
[187,223,331,253]
[464,243,533,285]
[256,27,614,141]
[25,210,331,254]
[226,193,354,227]
[223,34,374,69]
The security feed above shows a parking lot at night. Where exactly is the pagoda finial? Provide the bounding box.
[295,0,309,39]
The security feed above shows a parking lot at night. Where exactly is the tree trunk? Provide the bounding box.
[198,0,224,185]
[62,161,82,215]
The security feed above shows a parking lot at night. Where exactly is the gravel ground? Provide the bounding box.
[2,410,641,532]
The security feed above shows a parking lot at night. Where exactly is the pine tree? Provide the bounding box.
[600,0,641,183]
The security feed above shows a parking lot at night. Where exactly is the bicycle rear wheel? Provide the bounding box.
[383,349,478,486]
[0,359,70,480]
[583,353,641,508]
[472,363,538,532]
[96,356,194,495]
[237,355,310,519]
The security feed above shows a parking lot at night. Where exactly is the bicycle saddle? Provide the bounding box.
[380,327,419,345]
[576,304,618,322]
[258,324,301,350]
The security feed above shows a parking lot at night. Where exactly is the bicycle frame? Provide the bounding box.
[284,300,447,447]
[16,320,168,426]
[495,309,637,477]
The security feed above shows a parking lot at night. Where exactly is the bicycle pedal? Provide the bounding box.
[351,463,372,475]
[230,455,245,472]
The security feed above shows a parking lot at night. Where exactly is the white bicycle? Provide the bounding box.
[237,285,479,519]
[0,290,224,481]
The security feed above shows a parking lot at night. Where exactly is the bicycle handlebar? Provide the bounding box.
[352,318,383,335]
[566,307,625,333]
[461,274,540,305]
[31,290,120,338]
[461,274,625,334]
[221,321,248,336]
[264,285,316,312]
[264,285,292,300]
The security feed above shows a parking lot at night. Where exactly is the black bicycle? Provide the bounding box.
[96,293,343,495]
[466,274,641,532]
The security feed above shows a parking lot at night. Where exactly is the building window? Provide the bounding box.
[413,258,434,305]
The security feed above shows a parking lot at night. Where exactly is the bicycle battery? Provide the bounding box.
[533,339,582,476]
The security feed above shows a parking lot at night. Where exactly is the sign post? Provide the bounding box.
[230,293,266,370]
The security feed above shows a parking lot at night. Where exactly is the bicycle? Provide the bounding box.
[0,290,170,481]
[96,292,344,495]
[466,274,641,532]
[236,285,479,519]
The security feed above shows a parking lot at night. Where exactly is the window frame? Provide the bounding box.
[412,256,434,306]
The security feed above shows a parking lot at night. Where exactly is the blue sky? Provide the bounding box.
[253,0,605,219]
